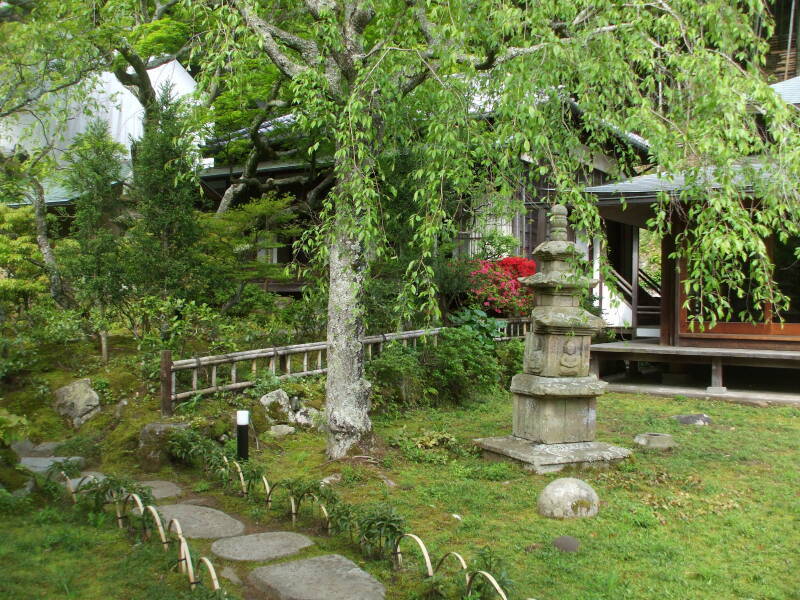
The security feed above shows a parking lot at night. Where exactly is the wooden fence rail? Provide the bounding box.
[160,318,531,415]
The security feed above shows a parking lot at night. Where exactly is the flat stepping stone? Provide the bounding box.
[140,480,182,499]
[212,532,313,562]
[11,440,60,457]
[19,456,85,474]
[248,554,385,600]
[158,504,245,539]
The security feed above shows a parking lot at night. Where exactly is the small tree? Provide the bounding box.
[199,193,300,312]
[125,91,203,305]
[61,121,128,361]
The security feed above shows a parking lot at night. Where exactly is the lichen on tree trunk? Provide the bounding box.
[325,203,372,459]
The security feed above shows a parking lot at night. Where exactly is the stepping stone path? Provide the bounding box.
[140,480,182,499]
[211,532,313,561]
[12,436,384,600]
[249,554,386,600]
[158,504,245,539]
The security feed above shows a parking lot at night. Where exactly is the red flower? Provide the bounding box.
[467,256,537,316]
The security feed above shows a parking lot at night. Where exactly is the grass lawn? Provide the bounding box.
[0,505,224,600]
[200,391,800,600]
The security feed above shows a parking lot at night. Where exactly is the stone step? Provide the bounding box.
[211,532,313,561]
[11,440,61,458]
[158,504,245,539]
[19,456,85,474]
[248,554,385,600]
[139,480,182,500]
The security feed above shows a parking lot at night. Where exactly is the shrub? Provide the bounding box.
[367,342,428,408]
[469,256,536,316]
[0,408,28,446]
[496,339,524,383]
[420,327,501,405]
[367,324,504,409]
[356,502,406,559]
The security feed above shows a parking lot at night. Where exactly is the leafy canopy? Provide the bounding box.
[189,0,800,327]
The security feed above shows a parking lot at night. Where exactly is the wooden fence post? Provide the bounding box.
[160,349,173,417]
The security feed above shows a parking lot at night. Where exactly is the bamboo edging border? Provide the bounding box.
[61,457,523,598]
[394,533,514,600]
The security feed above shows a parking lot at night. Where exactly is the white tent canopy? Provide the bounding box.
[0,60,196,160]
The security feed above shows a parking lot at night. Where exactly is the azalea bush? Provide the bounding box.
[469,256,537,316]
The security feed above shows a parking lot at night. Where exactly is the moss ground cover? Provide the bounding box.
[2,339,799,599]
[205,391,799,600]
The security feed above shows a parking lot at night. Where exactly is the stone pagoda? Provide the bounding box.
[475,204,630,473]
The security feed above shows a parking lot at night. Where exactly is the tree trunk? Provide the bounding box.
[30,179,69,307]
[325,200,372,459]
[99,330,109,364]
[216,181,246,214]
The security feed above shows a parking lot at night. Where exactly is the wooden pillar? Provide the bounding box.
[160,350,173,417]
[631,226,640,335]
[660,216,680,346]
[707,358,727,393]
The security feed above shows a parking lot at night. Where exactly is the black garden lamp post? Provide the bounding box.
[236,410,249,461]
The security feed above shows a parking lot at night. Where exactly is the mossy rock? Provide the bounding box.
[250,409,271,436]
[206,419,231,440]
[265,401,289,423]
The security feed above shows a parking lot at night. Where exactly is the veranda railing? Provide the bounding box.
[160,317,531,415]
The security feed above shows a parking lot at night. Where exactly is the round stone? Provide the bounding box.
[537,477,599,519]
[553,535,580,552]
[158,504,245,538]
[634,432,677,450]
[211,532,314,561]
[140,480,183,499]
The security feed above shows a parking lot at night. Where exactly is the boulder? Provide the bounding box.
[260,389,291,421]
[54,379,100,428]
[32,442,61,457]
[320,473,342,486]
[260,389,322,429]
[137,422,189,471]
[292,406,321,428]
[537,477,599,519]
[10,439,35,457]
[270,424,296,438]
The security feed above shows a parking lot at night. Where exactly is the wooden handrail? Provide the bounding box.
[161,318,531,412]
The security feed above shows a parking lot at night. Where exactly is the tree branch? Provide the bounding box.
[232,0,310,78]
[154,0,180,20]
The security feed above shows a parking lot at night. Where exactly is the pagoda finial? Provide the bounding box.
[550,204,568,241]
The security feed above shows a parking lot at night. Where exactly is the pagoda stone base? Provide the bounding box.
[474,435,631,474]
